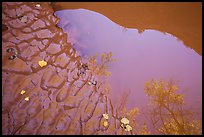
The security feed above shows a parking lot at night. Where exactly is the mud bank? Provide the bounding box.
[51,2,202,55]
[2,2,134,135]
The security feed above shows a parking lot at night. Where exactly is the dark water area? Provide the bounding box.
[55,9,202,113]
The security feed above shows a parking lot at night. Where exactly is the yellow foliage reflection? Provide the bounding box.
[144,79,202,135]
[88,52,116,77]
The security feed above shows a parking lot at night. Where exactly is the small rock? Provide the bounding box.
[24,97,29,101]
[124,125,132,132]
[35,3,41,8]
[8,55,17,60]
[6,48,14,53]
[92,81,97,85]
[120,117,129,125]
[21,16,28,23]
[88,81,92,86]
[102,113,109,120]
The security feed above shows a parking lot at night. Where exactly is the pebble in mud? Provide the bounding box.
[24,96,30,101]
[8,55,17,60]
[124,125,132,132]
[102,113,109,120]
[35,3,41,8]
[120,117,132,132]
[87,80,97,86]
[88,81,92,86]
[7,47,19,54]
[2,2,123,135]
[92,81,97,85]
[20,16,28,23]
[6,48,15,53]
[120,117,129,125]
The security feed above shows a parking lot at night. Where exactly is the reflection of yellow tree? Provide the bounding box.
[137,123,151,135]
[144,79,202,135]
[86,52,116,96]
[115,91,139,135]
[115,92,151,135]
[88,52,116,77]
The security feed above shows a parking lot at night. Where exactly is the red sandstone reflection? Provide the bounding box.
[55,9,202,114]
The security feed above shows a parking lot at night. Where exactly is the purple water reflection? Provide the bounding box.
[55,9,202,113]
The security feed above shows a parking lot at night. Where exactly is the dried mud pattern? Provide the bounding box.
[2,2,132,135]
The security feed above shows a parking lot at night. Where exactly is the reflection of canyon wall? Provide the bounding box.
[51,2,202,55]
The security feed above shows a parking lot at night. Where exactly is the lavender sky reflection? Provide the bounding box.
[55,9,202,114]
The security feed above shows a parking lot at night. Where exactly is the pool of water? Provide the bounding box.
[55,9,202,113]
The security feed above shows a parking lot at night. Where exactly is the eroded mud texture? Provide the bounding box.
[2,2,134,135]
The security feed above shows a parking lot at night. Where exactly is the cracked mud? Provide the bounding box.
[2,2,133,135]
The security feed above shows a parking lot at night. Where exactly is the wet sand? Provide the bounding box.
[2,2,133,135]
[51,2,202,55]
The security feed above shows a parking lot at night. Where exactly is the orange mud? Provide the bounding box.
[2,2,130,135]
[51,2,202,55]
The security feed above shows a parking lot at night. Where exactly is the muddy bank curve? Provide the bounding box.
[2,2,135,135]
[51,2,202,55]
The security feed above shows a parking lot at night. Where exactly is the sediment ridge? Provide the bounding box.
[2,2,134,135]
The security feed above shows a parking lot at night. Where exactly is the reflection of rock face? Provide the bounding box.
[2,2,133,135]
[51,2,202,55]
[54,9,202,115]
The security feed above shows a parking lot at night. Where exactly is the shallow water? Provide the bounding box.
[55,9,202,113]
[2,2,202,135]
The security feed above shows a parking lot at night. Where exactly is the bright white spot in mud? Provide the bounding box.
[20,90,26,95]
[24,97,29,101]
